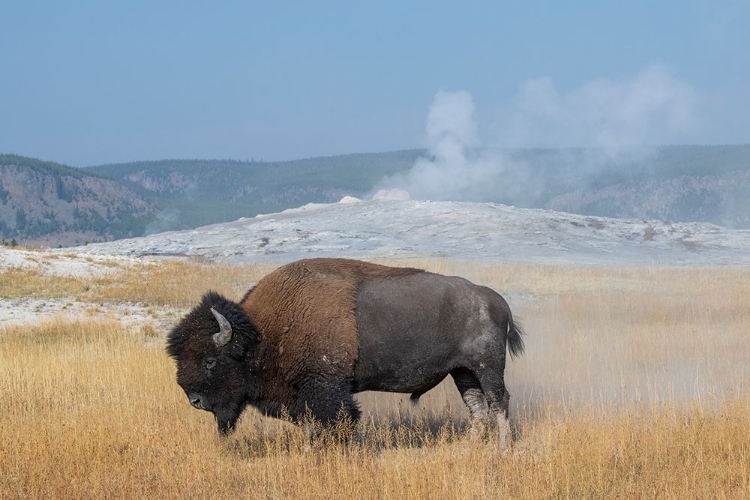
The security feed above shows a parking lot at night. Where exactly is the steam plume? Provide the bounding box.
[503,64,698,158]
[373,65,699,204]
[373,90,509,202]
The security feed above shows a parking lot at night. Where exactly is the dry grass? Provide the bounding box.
[1,259,750,498]
[0,260,275,307]
[0,266,91,299]
[81,260,276,307]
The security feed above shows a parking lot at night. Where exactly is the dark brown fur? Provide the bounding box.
[242,258,423,410]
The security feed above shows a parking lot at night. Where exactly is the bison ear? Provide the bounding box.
[210,307,233,347]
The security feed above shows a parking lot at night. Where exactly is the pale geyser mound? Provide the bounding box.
[371,188,411,201]
[73,200,750,267]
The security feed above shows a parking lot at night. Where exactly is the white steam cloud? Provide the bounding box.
[374,90,510,202]
[503,64,698,157]
[374,65,699,202]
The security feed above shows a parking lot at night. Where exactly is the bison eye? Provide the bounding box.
[206,357,217,370]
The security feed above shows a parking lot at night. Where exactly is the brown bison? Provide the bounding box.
[166,258,524,444]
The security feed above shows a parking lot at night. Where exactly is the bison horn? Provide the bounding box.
[210,307,233,347]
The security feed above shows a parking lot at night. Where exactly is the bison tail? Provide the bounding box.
[507,314,525,359]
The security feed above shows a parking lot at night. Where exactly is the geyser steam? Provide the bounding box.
[373,90,509,202]
[373,65,699,205]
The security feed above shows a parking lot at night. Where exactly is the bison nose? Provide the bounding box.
[188,393,206,410]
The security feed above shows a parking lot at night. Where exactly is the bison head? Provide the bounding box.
[166,291,258,435]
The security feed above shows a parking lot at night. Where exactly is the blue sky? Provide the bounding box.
[1,1,748,165]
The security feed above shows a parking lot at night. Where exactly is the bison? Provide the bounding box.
[166,258,524,445]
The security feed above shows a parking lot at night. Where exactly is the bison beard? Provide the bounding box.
[215,408,241,435]
[166,258,524,446]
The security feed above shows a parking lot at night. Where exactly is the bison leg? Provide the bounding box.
[451,368,490,436]
[293,377,361,428]
[476,369,513,452]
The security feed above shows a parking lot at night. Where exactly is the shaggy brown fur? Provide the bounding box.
[241,258,423,409]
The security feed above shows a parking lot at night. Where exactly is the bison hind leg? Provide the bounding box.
[451,368,490,436]
[475,368,513,452]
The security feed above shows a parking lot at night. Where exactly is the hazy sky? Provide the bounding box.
[1,1,748,166]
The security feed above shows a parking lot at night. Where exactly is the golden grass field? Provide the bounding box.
[1,256,749,498]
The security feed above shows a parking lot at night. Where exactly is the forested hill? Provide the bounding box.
[87,150,422,231]
[507,145,750,228]
[0,155,155,246]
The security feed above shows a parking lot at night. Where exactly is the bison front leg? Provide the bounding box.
[293,376,361,430]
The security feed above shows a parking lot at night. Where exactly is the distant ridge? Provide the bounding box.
[86,150,423,230]
[88,144,750,231]
[3,144,750,246]
[0,154,156,246]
